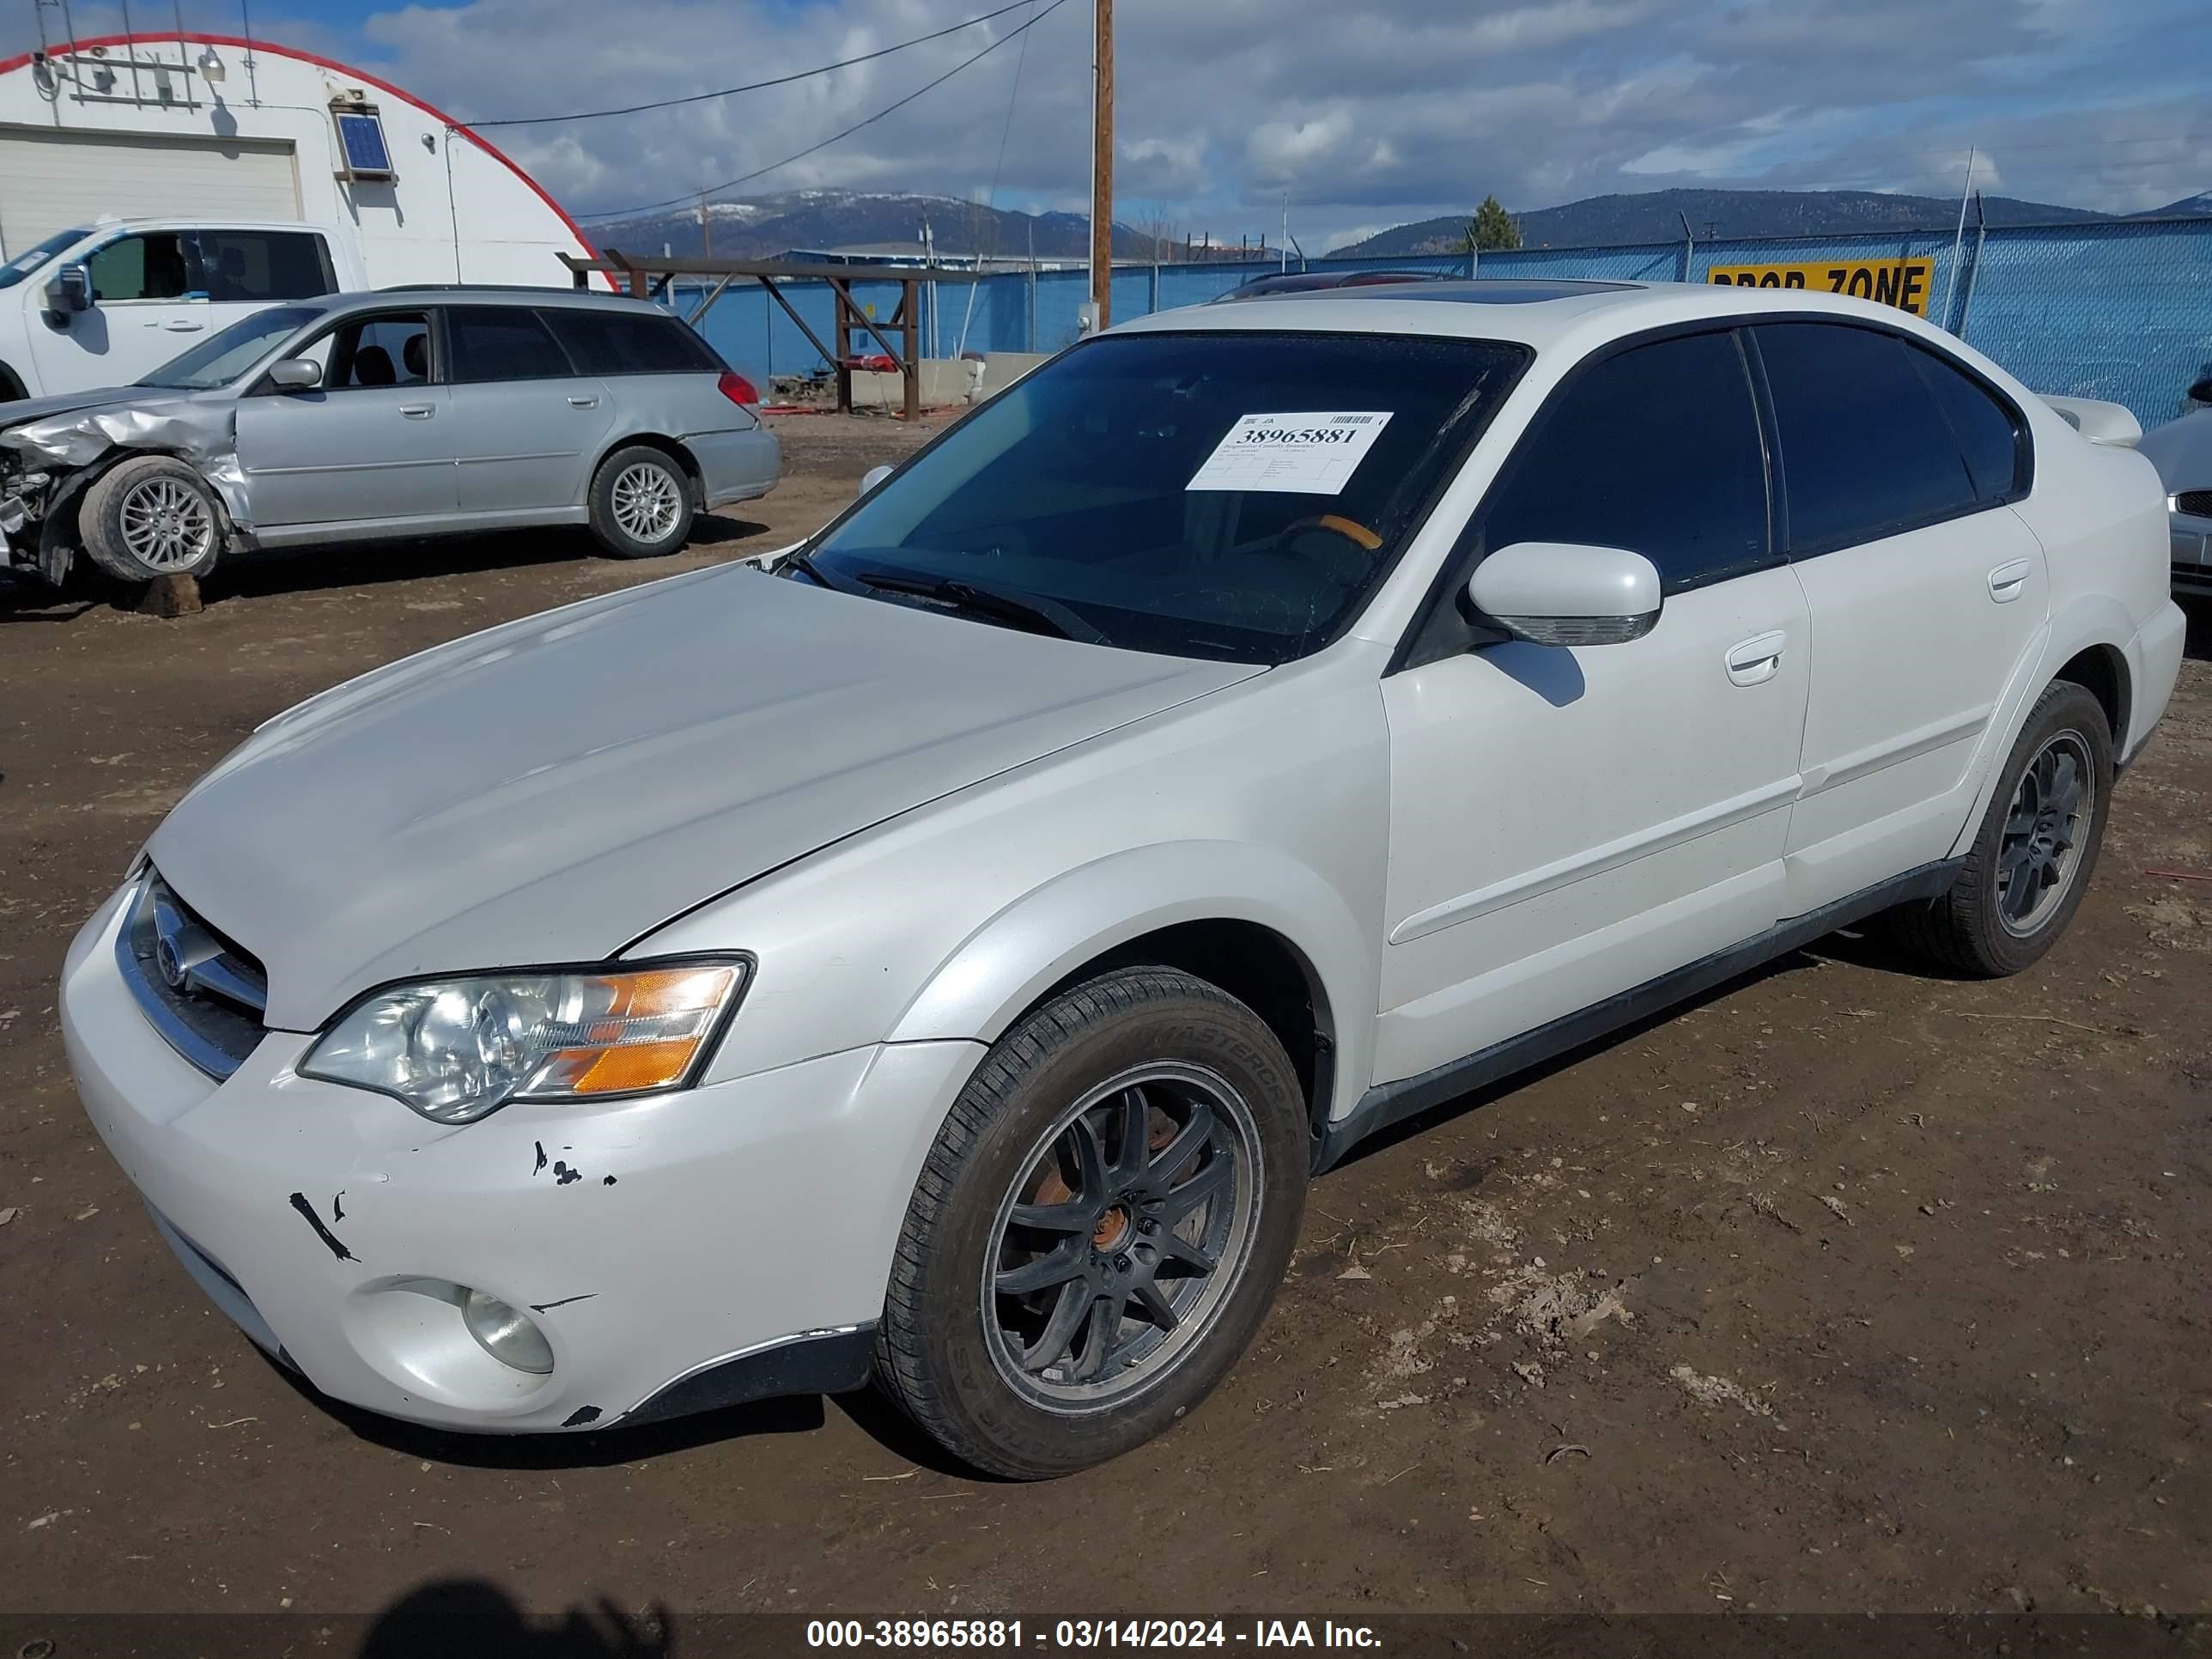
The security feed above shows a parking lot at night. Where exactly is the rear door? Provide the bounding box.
[193,229,340,340]
[232,308,454,534]
[1376,327,1812,1083]
[442,304,614,514]
[1752,322,2046,913]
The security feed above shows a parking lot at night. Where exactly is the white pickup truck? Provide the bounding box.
[0,218,365,403]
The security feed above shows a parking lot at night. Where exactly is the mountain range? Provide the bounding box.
[582,185,2212,266]
[587,189,1162,263]
[1327,186,2211,256]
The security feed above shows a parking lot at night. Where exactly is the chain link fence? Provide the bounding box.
[678,217,2212,428]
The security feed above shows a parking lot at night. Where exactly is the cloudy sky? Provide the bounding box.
[9,0,2209,247]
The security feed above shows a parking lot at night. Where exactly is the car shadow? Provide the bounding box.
[2182,593,2212,662]
[1322,924,1954,1176]
[204,515,775,603]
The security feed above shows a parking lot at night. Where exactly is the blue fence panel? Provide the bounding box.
[659,220,2212,425]
[1951,220,2212,426]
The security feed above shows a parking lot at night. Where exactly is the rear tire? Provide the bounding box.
[80,455,223,583]
[874,967,1309,1479]
[1886,680,2112,977]
[587,445,694,558]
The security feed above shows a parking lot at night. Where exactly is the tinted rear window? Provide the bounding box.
[541,307,721,374]
[447,305,574,382]
[1907,343,2025,502]
[1754,323,1980,553]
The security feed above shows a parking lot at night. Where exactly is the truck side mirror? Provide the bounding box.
[45,262,93,318]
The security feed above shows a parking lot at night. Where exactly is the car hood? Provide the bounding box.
[2140,409,2212,491]
[148,566,1262,1030]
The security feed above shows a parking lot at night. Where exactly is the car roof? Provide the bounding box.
[1116,277,1974,358]
[308,288,667,314]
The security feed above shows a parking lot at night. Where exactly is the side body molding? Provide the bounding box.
[885,841,1378,1128]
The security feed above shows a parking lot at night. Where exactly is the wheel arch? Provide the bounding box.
[593,432,703,505]
[884,842,1376,1132]
[0,360,26,403]
[1946,594,2138,860]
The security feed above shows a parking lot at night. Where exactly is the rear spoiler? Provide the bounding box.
[2039,395,2142,447]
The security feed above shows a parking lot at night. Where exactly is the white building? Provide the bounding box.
[0,27,605,289]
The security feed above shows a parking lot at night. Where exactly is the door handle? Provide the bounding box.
[568,396,599,409]
[1988,559,2032,603]
[398,404,435,419]
[1725,630,1787,687]
[157,319,205,332]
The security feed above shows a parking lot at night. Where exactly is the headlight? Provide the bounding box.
[300,957,750,1123]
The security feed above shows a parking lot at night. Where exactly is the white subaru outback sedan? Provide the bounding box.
[61,280,2185,1478]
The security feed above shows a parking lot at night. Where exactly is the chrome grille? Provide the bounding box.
[2177,489,2212,520]
[116,872,268,1078]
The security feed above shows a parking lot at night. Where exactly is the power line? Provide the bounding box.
[575,0,1074,223]
[460,0,1046,128]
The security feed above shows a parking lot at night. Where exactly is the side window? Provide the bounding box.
[1907,343,2026,503]
[87,234,192,302]
[1478,330,1770,595]
[197,231,335,303]
[1753,323,1979,554]
[447,306,574,383]
[316,313,432,390]
[540,307,721,374]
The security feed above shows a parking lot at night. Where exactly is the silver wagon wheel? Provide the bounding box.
[117,476,217,573]
[609,460,684,545]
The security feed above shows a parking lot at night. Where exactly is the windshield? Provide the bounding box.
[805,331,1528,663]
[0,227,91,290]
[136,305,326,390]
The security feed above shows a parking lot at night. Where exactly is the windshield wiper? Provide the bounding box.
[853,570,1108,644]
[778,548,845,588]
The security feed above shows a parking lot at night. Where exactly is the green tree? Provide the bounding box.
[1461,194,1522,253]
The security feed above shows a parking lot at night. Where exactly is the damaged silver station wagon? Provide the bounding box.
[0,288,779,586]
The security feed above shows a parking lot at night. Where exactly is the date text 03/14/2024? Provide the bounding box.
[805,1620,1385,1649]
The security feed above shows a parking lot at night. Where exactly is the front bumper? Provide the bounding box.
[2172,507,2212,595]
[60,882,981,1433]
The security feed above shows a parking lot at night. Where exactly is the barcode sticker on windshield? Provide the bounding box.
[1185,411,1394,495]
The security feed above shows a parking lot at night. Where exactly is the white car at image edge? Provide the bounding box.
[60,278,2185,1479]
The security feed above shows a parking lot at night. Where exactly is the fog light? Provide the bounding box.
[461,1289,554,1375]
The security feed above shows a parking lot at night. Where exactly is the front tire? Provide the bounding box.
[587,445,694,558]
[1887,680,2112,976]
[80,455,223,583]
[875,968,1310,1479]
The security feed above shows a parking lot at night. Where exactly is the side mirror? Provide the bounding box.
[1466,541,1662,647]
[859,464,895,496]
[266,357,323,391]
[2189,376,2212,407]
[45,262,92,317]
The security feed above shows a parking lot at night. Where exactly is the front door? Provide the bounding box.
[1376,327,1811,1085]
[233,309,456,532]
[441,304,614,514]
[1749,322,2051,913]
[28,229,207,392]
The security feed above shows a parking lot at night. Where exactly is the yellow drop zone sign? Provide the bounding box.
[1707,256,1936,317]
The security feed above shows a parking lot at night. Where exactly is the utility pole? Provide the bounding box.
[699,188,712,257]
[1088,0,1114,330]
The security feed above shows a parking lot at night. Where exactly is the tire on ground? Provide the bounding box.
[586,444,695,558]
[873,966,1310,1480]
[79,455,225,584]
[1885,679,2113,977]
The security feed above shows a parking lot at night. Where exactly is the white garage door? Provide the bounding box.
[0,126,301,255]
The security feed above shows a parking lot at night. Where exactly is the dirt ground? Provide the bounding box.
[1,410,2206,1633]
